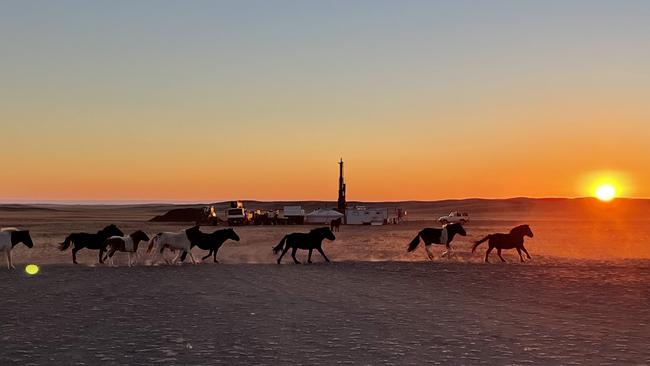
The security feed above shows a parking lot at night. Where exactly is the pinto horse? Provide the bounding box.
[0,228,34,269]
[182,227,240,263]
[103,230,150,267]
[407,223,467,260]
[147,227,198,265]
[273,227,336,264]
[59,224,124,264]
[472,224,534,263]
[330,218,342,232]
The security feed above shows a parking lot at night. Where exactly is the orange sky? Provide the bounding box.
[1,2,649,202]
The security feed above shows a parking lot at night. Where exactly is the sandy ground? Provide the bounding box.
[2,205,650,364]
[2,261,649,365]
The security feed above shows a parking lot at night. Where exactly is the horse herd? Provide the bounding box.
[0,223,535,269]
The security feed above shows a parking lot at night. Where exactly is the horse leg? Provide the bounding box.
[98,248,105,264]
[277,246,290,264]
[516,248,525,263]
[484,246,493,263]
[316,247,331,263]
[521,245,532,260]
[497,248,507,262]
[72,246,80,264]
[170,250,180,265]
[213,248,219,264]
[307,249,313,264]
[128,252,133,267]
[9,250,15,269]
[442,244,453,259]
[424,245,435,261]
[202,249,212,261]
[188,251,198,264]
[291,247,301,264]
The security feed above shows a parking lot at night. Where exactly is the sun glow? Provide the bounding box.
[595,184,617,202]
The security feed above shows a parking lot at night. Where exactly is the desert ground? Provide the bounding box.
[1,201,650,365]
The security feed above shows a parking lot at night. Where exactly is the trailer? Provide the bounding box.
[282,206,305,225]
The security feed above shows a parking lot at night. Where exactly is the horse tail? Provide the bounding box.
[273,235,288,254]
[147,234,161,253]
[472,235,491,252]
[407,231,422,252]
[59,235,73,251]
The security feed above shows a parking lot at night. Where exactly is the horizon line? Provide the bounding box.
[0,196,645,206]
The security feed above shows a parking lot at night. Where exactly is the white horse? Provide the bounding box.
[147,228,198,265]
[0,227,34,269]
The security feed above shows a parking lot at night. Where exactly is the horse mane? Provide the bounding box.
[510,224,529,234]
[310,227,331,235]
[98,224,117,234]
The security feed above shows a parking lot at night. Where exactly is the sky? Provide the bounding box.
[1,0,649,202]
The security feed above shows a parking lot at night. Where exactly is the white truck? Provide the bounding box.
[226,201,251,226]
[438,211,470,225]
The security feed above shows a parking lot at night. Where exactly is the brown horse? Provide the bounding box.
[103,230,150,267]
[472,224,534,263]
[330,217,342,232]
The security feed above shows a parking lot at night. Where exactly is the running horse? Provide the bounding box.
[182,227,240,263]
[59,224,124,264]
[0,228,34,269]
[147,226,199,265]
[273,227,336,264]
[472,224,534,263]
[103,230,150,267]
[407,223,467,260]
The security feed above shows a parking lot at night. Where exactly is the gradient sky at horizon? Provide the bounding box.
[1,0,649,202]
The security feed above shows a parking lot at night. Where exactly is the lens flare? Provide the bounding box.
[25,264,40,275]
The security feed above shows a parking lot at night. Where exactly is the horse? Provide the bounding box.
[330,217,342,232]
[407,223,467,260]
[182,227,240,263]
[273,227,336,264]
[102,230,150,267]
[59,224,124,264]
[147,226,199,265]
[472,224,534,263]
[0,228,34,269]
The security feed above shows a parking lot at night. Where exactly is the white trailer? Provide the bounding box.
[345,207,388,225]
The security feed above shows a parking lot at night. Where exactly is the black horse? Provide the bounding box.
[407,223,467,260]
[472,224,534,263]
[330,218,342,232]
[182,227,240,263]
[59,224,124,264]
[273,227,336,264]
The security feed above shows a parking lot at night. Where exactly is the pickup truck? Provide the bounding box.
[438,211,470,225]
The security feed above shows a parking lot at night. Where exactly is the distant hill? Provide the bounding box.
[149,208,206,222]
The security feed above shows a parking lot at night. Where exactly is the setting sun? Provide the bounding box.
[595,184,617,202]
